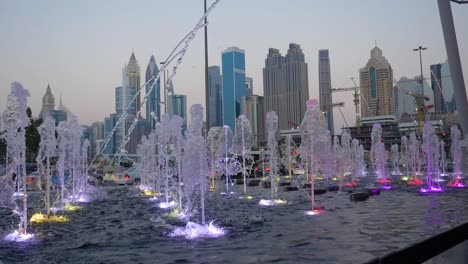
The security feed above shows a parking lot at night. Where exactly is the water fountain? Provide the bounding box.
[370,123,390,189]
[400,136,410,181]
[390,144,402,176]
[407,132,423,186]
[420,122,443,193]
[1,82,34,242]
[36,115,57,217]
[340,130,355,187]
[171,104,225,238]
[448,125,464,187]
[439,140,448,178]
[158,114,177,209]
[207,127,222,192]
[169,115,185,209]
[300,99,329,215]
[350,138,364,184]
[216,125,237,194]
[231,115,253,196]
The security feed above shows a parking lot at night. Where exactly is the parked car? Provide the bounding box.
[255,165,270,177]
[26,171,42,191]
[88,170,104,186]
[292,165,305,175]
[114,167,141,185]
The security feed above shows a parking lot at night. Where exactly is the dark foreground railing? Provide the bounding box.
[364,221,468,264]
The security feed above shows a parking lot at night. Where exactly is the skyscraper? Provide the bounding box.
[318,49,334,134]
[396,76,432,119]
[115,53,141,154]
[359,46,394,117]
[145,55,161,130]
[263,43,309,130]
[172,94,187,130]
[104,114,117,154]
[90,121,105,157]
[222,47,246,130]
[245,77,253,97]
[430,63,444,112]
[126,52,141,115]
[242,95,265,148]
[441,60,457,112]
[40,84,55,120]
[208,65,223,127]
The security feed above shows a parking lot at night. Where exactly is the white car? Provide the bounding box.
[114,167,141,185]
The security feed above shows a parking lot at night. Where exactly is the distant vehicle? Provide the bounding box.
[114,167,141,185]
[26,171,42,191]
[255,165,270,177]
[292,165,305,175]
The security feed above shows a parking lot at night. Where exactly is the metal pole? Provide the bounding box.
[418,48,426,121]
[438,0,468,135]
[204,0,210,132]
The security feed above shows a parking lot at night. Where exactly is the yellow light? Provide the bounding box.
[245,195,253,200]
[162,208,181,219]
[274,199,287,204]
[30,213,69,224]
[143,189,154,197]
[332,177,338,181]
[64,203,82,212]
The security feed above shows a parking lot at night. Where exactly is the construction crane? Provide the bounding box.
[332,78,361,134]
[332,78,430,135]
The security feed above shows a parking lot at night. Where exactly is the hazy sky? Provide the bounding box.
[1,0,467,134]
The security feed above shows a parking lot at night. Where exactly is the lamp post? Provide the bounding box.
[413,46,427,121]
[204,0,210,133]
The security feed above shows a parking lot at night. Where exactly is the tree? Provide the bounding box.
[25,107,42,163]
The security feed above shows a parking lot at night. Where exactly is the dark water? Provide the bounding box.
[0,176,467,264]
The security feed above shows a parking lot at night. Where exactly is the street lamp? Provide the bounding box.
[413,46,427,121]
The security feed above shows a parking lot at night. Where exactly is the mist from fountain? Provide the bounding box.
[420,122,442,193]
[231,115,254,196]
[216,125,238,194]
[391,144,401,176]
[36,115,57,216]
[448,125,464,187]
[1,82,33,241]
[370,123,390,189]
[300,99,329,214]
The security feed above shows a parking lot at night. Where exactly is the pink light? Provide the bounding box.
[345,182,358,187]
[408,177,424,186]
[448,179,465,188]
[376,178,392,184]
[305,208,323,216]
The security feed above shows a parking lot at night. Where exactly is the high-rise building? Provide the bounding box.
[430,63,444,112]
[245,77,253,97]
[57,93,74,121]
[104,114,117,154]
[40,84,55,120]
[222,47,246,130]
[395,76,432,119]
[318,49,334,134]
[359,46,394,118]
[172,94,187,130]
[114,53,141,154]
[208,66,223,127]
[145,55,161,130]
[242,95,265,148]
[90,122,105,157]
[125,52,141,115]
[49,110,67,125]
[441,59,457,112]
[263,44,309,130]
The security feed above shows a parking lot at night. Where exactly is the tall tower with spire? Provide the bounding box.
[145,55,160,130]
[125,52,141,116]
[40,84,55,120]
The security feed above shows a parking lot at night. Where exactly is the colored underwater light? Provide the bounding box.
[447,179,465,188]
[64,203,82,211]
[400,176,409,181]
[380,185,392,190]
[239,195,253,200]
[143,189,154,196]
[376,178,392,184]
[419,186,443,193]
[305,208,323,216]
[407,178,424,186]
[345,182,358,187]
[30,213,69,224]
[4,230,35,242]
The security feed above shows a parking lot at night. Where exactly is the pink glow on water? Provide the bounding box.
[305,208,323,216]
[381,185,392,190]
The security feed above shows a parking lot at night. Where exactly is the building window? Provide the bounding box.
[370,67,377,99]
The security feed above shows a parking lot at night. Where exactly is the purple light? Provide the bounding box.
[419,186,443,193]
[4,230,35,242]
[381,185,392,190]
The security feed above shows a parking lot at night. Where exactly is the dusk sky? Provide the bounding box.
[1,0,467,134]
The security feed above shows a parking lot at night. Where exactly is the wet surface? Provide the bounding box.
[0,175,467,264]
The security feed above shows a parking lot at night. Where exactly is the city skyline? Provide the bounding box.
[1,0,467,134]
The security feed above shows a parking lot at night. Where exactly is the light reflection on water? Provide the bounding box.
[0,174,467,264]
